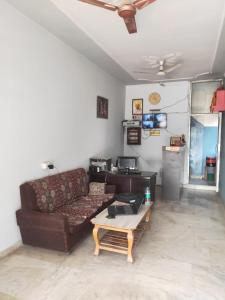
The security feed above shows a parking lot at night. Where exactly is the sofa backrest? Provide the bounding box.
[21,168,88,213]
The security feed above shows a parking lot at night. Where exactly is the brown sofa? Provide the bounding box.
[16,168,115,252]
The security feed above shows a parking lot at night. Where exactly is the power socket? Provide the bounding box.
[48,163,54,170]
[41,161,55,170]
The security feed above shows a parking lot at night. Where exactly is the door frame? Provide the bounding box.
[216,112,222,192]
[187,79,223,191]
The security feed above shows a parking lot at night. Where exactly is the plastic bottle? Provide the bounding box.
[145,186,151,206]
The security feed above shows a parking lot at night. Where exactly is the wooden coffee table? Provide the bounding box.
[91,203,152,263]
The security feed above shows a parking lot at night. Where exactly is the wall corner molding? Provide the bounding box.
[0,241,22,259]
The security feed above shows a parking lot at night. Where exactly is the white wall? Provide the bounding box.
[124,82,190,184]
[0,1,125,253]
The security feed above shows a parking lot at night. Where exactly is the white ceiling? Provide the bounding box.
[6,0,225,84]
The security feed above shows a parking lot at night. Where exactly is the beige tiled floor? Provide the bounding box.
[1,188,225,300]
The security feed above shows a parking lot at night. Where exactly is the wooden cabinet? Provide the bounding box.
[127,127,141,145]
[89,171,157,202]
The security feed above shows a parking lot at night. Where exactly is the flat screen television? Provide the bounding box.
[142,113,167,129]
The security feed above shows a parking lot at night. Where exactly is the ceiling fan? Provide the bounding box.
[134,53,182,76]
[134,60,182,76]
[78,0,156,34]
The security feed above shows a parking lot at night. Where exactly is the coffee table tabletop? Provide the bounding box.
[91,204,151,230]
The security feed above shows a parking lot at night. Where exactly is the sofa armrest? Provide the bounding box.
[105,184,116,194]
[16,209,69,232]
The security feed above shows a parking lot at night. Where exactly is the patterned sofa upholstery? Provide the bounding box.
[16,168,115,252]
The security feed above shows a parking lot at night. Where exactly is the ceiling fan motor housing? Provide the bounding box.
[118,5,136,18]
[159,60,164,70]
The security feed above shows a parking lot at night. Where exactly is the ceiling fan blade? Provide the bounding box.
[133,70,155,75]
[143,55,159,62]
[164,52,182,60]
[146,63,159,69]
[139,62,159,69]
[79,0,118,11]
[165,64,182,73]
[133,0,156,10]
[165,60,178,67]
[123,17,137,34]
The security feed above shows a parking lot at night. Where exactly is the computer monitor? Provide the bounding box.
[117,156,138,170]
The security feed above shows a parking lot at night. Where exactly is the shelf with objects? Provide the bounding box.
[127,127,141,145]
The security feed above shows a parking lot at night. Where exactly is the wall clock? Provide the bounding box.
[149,92,161,105]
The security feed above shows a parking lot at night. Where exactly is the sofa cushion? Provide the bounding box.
[55,199,95,226]
[60,168,88,200]
[55,194,114,227]
[29,176,68,213]
[89,182,106,195]
[28,168,88,213]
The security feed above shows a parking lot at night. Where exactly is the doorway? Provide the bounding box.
[189,114,218,187]
[189,80,223,190]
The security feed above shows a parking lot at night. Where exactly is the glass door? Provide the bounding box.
[189,80,223,190]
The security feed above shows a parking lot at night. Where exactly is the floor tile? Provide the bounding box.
[1,188,225,299]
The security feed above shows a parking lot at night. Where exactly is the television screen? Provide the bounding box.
[142,113,167,129]
[142,114,155,129]
[117,156,138,170]
[154,113,167,128]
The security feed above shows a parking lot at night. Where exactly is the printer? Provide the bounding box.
[89,157,112,173]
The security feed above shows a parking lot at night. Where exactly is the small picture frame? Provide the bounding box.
[132,99,143,115]
[97,96,108,119]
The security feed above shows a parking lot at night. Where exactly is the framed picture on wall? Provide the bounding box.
[132,99,143,115]
[97,96,108,119]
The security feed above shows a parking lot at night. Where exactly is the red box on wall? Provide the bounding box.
[213,90,225,112]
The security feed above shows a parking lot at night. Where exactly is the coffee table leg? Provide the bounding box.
[93,225,100,256]
[127,230,134,263]
[145,209,151,230]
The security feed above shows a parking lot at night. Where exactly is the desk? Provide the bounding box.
[89,171,157,202]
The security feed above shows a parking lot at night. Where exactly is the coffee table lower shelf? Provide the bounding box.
[92,206,151,263]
